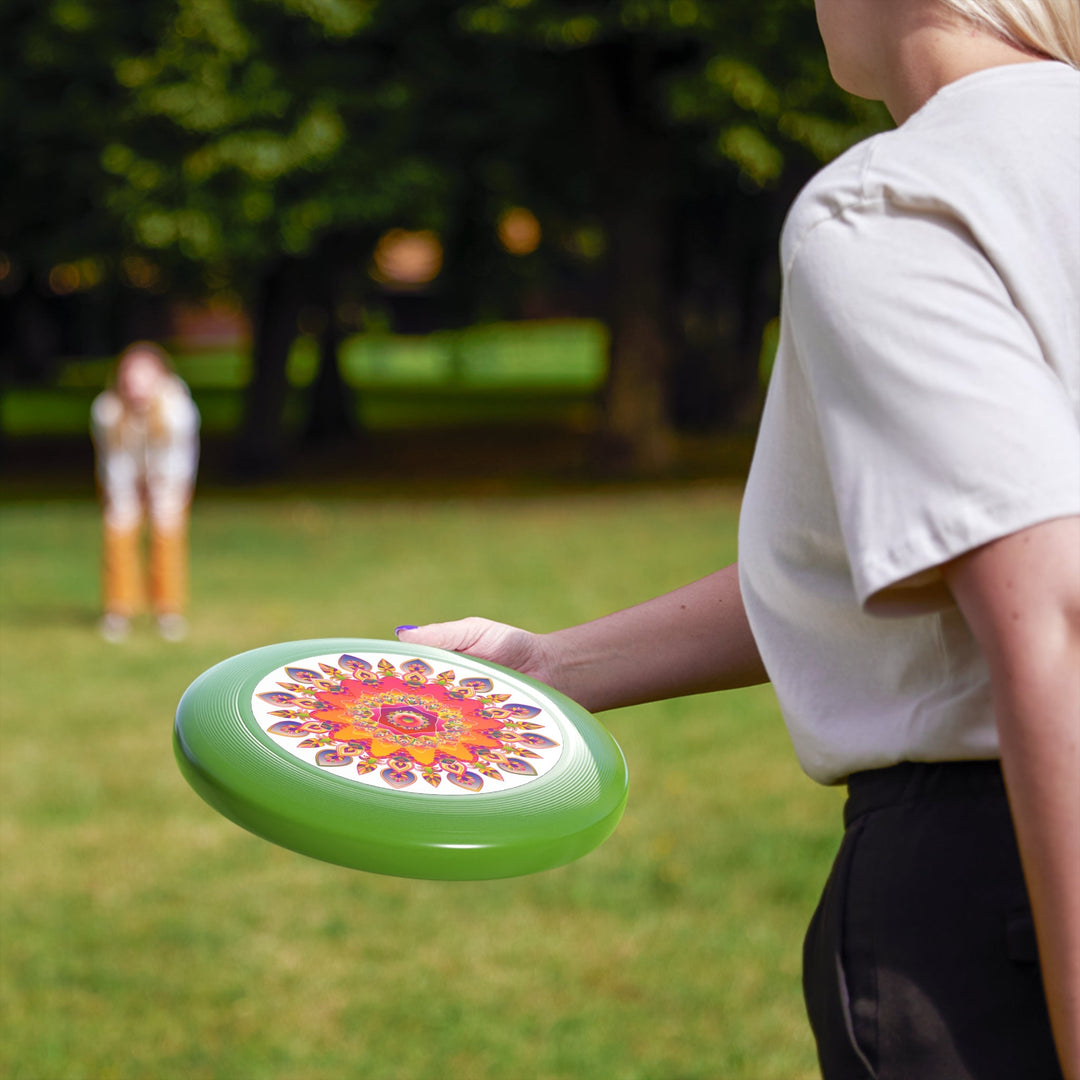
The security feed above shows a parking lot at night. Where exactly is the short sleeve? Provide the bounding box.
[90,391,122,442]
[787,202,1080,613]
[159,380,200,441]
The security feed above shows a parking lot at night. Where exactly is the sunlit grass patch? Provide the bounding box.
[1,488,840,1079]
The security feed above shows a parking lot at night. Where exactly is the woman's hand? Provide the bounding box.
[395,563,767,713]
[396,618,562,687]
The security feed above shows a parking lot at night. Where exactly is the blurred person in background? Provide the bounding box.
[91,341,200,643]
[398,0,1080,1077]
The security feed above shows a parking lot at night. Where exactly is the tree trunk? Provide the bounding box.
[302,301,355,447]
[585,42,677,475]
[302,230,376,447]
[232,257,304,479]
[3,278,60,384]
[602,188,675,472]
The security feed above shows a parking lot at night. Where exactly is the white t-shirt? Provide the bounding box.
[739,62,1080,785]
[91,375,200,530]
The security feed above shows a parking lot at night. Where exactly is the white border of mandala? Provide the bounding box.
[251,652,565,796]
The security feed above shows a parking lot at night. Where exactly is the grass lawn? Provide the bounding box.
[0,484,842,1080]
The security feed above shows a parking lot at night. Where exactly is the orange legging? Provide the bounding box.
[102,516,188,618]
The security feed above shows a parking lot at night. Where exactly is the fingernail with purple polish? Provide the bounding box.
[395,625,418,636]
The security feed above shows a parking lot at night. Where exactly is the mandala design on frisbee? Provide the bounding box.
[251,653,563,795]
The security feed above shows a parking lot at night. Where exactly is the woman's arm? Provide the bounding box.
[398,562,768,713]
[944,515,1080,1080]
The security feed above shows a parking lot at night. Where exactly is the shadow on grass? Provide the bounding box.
[1,426,758,503]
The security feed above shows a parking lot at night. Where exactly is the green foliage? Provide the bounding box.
[98,0,444,273]
[1,488,842,1079]
[0,1,142,265]
[2,0,890,459]
[455,0,890,186]
[2,0,889,280]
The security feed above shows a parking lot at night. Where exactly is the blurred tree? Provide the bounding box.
[454,0,890,470]
[0,0,166,380]
[95,0,437,472]
[100,0,565,474]
[1,0,889,474]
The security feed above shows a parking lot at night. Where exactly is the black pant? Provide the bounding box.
[803,761,1063,1080]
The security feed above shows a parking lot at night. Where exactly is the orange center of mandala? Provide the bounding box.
[308,677,506,766]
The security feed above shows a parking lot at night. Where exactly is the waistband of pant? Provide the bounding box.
[844,759,1005,829]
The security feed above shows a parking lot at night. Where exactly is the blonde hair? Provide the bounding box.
[116,340,174,378]
[938,0,1080,66]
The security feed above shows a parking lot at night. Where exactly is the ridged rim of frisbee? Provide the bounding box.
[174,638,628,879]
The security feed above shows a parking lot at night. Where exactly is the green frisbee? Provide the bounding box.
[174,638,628,880]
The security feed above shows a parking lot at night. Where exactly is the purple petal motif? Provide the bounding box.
[267,720,306,736]
[459,677,493,694]
[447,770,484,792]
[315,749,356,767]
[380,768,417,789]
[501,757,538,776]
[338,655,372,674]
[517,733,558,750]
[284,667,321,683]
[257,692,297,705]
[505,704,542,719]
